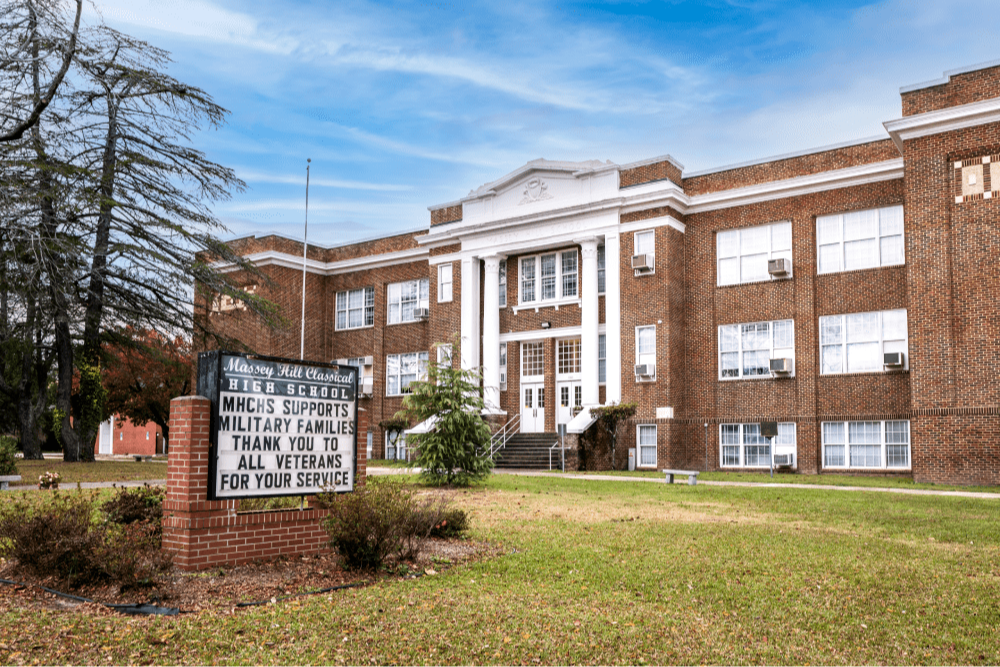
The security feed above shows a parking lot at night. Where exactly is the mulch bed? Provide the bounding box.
[0,537,500,617]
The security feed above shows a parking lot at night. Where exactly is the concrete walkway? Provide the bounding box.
[7,469,996,500]
[367,466,1000,500]
[8,479,166,491]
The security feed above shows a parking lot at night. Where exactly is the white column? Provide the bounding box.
[578,237,600,406]
[482,255,502,412]
[605,232,622,404]
[460,256,481,375]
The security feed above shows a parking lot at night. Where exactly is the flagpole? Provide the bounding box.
[300,158,311,361]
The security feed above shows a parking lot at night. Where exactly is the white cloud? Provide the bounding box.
[237,169,412,191]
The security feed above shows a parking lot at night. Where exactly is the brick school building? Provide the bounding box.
[201,62,1000,486]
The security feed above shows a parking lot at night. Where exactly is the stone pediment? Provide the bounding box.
[461,158,619,225]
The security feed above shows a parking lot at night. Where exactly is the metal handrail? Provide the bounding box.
[489,413,520,459]
[548,440,565,472]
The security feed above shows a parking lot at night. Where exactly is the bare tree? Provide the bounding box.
[0,0,82,142]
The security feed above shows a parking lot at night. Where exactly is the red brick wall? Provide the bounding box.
[162,396,367,571]
[430,204,462,226]
[620,159,683,188]
[110,417,162,456]
[902,65,1000,116]
[683,140,898,196]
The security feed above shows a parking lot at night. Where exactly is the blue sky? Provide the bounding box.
[88,0,998,246]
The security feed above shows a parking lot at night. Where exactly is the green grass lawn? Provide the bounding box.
[2,474,998,665]
[11,458,167,485]
[366,459,414,468]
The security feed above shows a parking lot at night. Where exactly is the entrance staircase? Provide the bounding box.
[493,432,559,470]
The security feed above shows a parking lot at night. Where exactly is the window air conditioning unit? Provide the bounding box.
[413,307,430,320]
[631,254,652,271]
[768,258,791,277]
[363,355,374,366]
[770,358,793,374]
[634,364,656,378]
[774,454,794,466]
[360,383,374,398]
[884,352,904,367]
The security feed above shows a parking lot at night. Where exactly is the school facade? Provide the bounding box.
[204,62,1000,486]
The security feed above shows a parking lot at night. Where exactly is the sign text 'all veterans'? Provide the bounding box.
[198,352,358,499]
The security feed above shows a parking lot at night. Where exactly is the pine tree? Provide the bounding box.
[397,342,493,486]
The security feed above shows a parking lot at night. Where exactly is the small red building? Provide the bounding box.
[97,415,163,456]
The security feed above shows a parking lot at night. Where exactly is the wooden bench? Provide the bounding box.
[661,469,700,486]
[0,475,22,490]
[133,455,153,463]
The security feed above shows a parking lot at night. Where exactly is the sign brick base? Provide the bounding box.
[161,396,367,571]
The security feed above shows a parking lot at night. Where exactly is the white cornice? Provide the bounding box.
[884,97,1000,152]
[214,247,429,275]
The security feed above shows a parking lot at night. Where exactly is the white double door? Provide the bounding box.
[521,382,545,433]
[556,380,582,430]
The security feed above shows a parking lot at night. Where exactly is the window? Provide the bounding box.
[636,325,656,379]
[561,251,578,298]
[598,334,607,384]
[386,352,428,396]
[557,339,581,375]
[634,231,655,273]
[820,309,907,374]
[519,251,578,304]
[335,287,375,330]
[437,344,452,367]
[500,342,507,391]
[817,206,904,274]
[597,244,606,294]
[499,259,507,308]
[522,342,544,378]
[385,429,407,461]
[719,320,795,379]
[721,423,796,468]
[822,420,910,469]
[638,424,657,467]
[438,264,453,303]
[387,279,429,324]
[337,356,373,393]
[716,221,792,286]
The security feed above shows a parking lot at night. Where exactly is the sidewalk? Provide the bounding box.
[8,479,167,491]
[367,466,1000,500]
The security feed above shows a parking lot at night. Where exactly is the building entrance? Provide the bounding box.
[521,382,545,433]
[556,381,582,430]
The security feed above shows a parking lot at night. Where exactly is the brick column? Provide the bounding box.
[161,396,235,571]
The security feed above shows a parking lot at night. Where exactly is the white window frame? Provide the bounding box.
[521,341,545,380]
[635,325,656,381]
[556,338,582,378]
[720,423,796,468]
[822,420,910,470]
[633,230,655,275]
[716,221,792,286]
[598,333,606,384]
[387,279,429,325]
[817,206,905,275]
[385,351,428,396]
[436,344,452,367]
[438,263,453,303]
[335,286,375,331]
[500,342,507,391]
[718,319,795,380]
[597,244,606,294]
[637,424,657,468]
[819,309,908,375]
[499,259,507,308]
[518,250,579,306]
[337,356,374,392]
[385,429,407,461]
